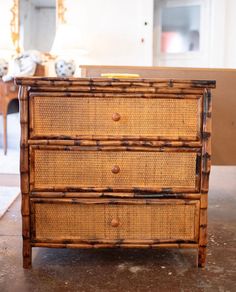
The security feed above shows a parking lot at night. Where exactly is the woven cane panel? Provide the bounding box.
[33,202,198,241]
[32,96,199,139]
[33,149,197,190]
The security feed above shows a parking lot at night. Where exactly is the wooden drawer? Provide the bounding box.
[31,198,200,243]
[30,146,201,193]
[29,95,202,141]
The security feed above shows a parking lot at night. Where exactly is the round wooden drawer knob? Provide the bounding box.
[111,219,119,227]
[112,112,121,122]
[112,165,120,174]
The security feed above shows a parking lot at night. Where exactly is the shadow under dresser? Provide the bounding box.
[15,77,216,268]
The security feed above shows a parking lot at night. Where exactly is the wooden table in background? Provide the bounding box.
[0,80,18,155]
[0,65,45,155]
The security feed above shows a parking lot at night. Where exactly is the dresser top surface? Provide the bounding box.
[15,77,216,89]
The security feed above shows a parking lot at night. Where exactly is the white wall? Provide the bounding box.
[224,0,236,68]
[208,0,236,68]
[208,0,226,67]
[0,0,15,59]
[64,0,153,66]
[16,0,236,69]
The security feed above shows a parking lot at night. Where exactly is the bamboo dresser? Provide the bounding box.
[15,77,215,268]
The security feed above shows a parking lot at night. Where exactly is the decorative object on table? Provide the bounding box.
[55,58,76,77]
[16,76,215,269]
[0,59,8,77]
[2,50,43,82]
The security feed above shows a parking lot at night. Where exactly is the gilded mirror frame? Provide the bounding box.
[10,0,19,52]
[57,0,67,24]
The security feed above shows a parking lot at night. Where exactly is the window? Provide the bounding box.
[153,0,210,67]
[161,5,200,53]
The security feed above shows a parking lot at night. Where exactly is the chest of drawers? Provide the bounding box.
[16,77,215,268]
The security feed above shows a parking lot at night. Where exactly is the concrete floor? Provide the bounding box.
[0,166,235,292]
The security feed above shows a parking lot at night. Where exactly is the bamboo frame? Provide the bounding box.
[29,92,203,98]
[16,77,215,268]
[30,192,202,199]
[30,197,199,205]
[28,139,202,147]
[29,136,201,142]
[30,145,201,152]
[15,77,216,88]
[19,85,31,268]
[32,243,199,249]
[28,87,206,95]
[198,88,212,267]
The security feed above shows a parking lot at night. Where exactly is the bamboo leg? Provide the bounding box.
[198,246,206,267]
[198,208,208,268]
[23,239,32,269]
[198,89,211,268]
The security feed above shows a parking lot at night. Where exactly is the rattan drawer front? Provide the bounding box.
[30,96,201,140]
[31,199,200,242]
[30,146,200,192]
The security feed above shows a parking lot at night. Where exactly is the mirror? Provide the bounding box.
[19,0,58,52]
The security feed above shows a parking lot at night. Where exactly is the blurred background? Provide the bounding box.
[1,0,236,71]
[0,0,235,169]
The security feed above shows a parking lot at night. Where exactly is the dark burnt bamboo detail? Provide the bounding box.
[30,192,202,200]
[28,87,205,95]
[30,186,200,194]
[29,91,202,99]
[31,239,197,245]
[28,139,202,148]
[29,144,201,152]
[29,135,201,142]
[30,197,199,205]
[15,77,216,89]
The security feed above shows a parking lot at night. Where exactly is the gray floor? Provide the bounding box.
[0,167,235,292]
